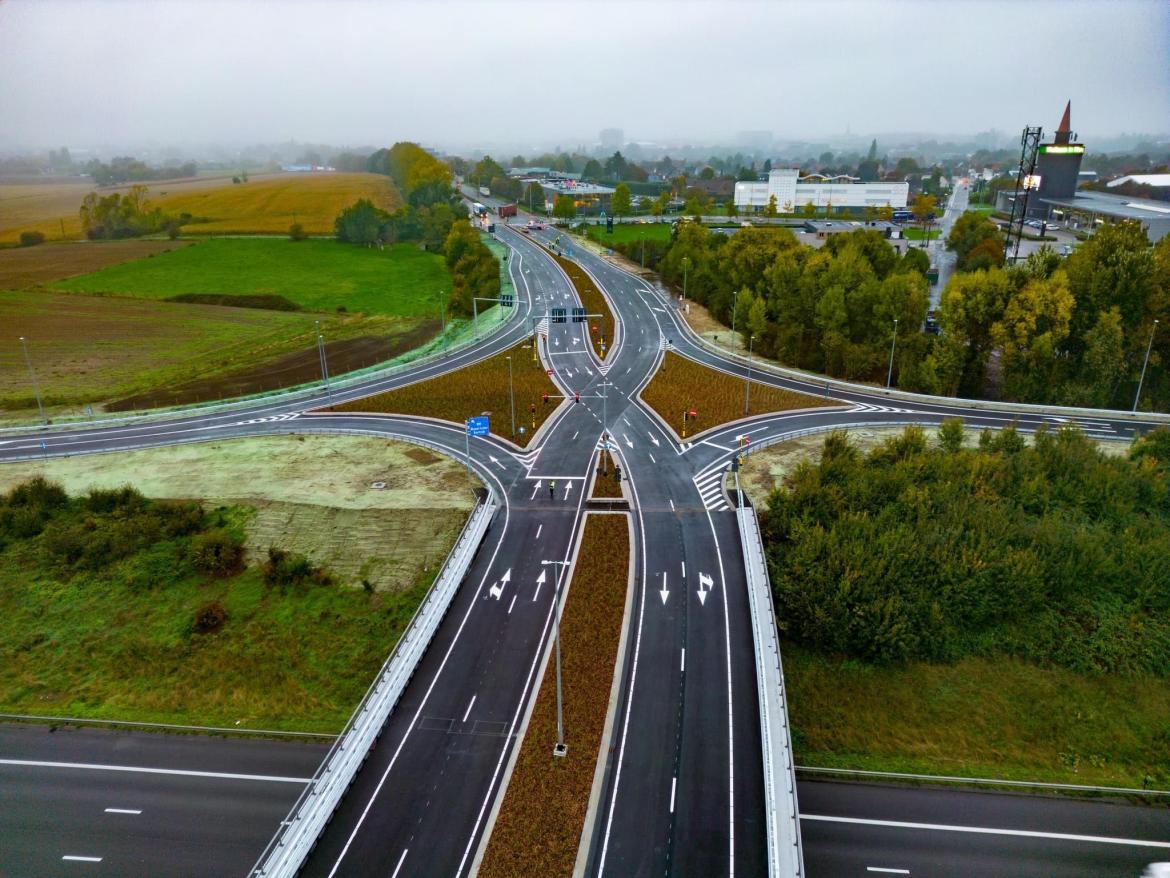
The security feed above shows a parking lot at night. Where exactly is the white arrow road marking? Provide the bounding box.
[564,482,573,499]
[530,480,542,500]
[697,572,714,606]
[488,456,507,470]
[532,568,547,601]
[554,338,561,347]
[659,571,670,605]
[572,337,581,345]
[501,568,512,583]
[489,581,504,600]
[624,435,634,448]
[648,432,659,447]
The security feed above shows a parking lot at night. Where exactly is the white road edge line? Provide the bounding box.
[103,808,142,815]
[462,695,477,723]
[0,759,310,784]
[801,814,1170,848]
[390,848,409,878]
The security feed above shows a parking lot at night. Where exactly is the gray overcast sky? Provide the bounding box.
[1,0,1167,152]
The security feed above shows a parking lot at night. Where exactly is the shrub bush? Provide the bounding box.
[19,230,45,247]
[190,528,245,577]
[192,600,227,634]
[263,546,332,588]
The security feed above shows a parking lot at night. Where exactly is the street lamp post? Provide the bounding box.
[506,356,515,437]
[541,559,571,757]
[314,320,332,402]
[886,318,899,389]
[1134,319,1159,412]
[743,333,755,416]
[18,336,46,424]
[682,256,689,305]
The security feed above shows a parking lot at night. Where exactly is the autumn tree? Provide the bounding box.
[611,183,633,218]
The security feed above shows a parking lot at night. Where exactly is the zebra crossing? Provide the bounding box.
[693,466,731,512]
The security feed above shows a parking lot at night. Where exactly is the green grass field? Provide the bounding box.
[52,238,450,317]
[902,227,941,241]
[585,222,673,246]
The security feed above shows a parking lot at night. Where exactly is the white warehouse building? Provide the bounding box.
[734,168,909,212]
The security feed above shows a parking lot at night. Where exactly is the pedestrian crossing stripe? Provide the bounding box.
[692,467,731,512]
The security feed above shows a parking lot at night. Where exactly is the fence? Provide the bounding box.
[733,472,804,877]
[249,495,498,877]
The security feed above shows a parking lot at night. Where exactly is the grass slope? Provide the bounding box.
[586,222,673,246]
[0,290,416,415]
[641,350,838,437]
[479,513,630,878]
[52,238,450,318]
[0,240,193,288]
[330,341,558,447]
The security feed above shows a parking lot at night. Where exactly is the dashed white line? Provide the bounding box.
[61,856,103,863]
[535,524,543,539]
[680,648,686,673]
[390,849,409,878]
[462,695,476,723]
[670,776,677,813]
[867,869,910,875]
[680,561,686,579]
[649,452,656,463]
[103,808,141,815]
[572,431,579,440]
[668,498,675,512]
[508,595,517,614]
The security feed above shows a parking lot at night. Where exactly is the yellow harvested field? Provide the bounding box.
[0,172,399,243]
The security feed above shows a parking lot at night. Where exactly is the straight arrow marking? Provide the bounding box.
[659,571,669,605]
[530,480,542,500]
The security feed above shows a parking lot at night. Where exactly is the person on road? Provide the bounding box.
[550,480,556,501]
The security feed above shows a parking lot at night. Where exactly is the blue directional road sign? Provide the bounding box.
[467,416,490,437]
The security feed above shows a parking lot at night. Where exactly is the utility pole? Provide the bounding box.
[542,559,572,757]
[1134,319,1159,412]
[19,336,46,424]
[682,256,690,305]
[886,318,899,389]
[743,333,755,416]
[506,356,515,438]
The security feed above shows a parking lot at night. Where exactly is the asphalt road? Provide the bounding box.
[2,197,1168,878]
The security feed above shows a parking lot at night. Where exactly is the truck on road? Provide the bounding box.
[478,186,490,197]
[498,203,518,218]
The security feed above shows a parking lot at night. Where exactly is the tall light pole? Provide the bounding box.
[886,318,899,389]
[19,336,46,424]
[743,333,755,416]
[314,320,332,402]
[681,256,690,305]
[1134,319,1159,412]
[542,558,571,757]
[730,288,745,345]
[506,355,515,437]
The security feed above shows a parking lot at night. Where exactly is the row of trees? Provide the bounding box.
[79,185,179,239]
[762,424,1170,673]
[934,222,1170,409]
[335,141,495,318]
[85,157,198,186]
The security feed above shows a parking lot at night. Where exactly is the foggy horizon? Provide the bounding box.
[2,0,1168,156]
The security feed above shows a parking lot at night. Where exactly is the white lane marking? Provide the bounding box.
[867,869,910,875]
[659,571,669,605]
[462,695,476,723]
[649,452,656,463]
[572,431,579,440]
[391,849,409,878]
[800,814,1170,848]
[622,417,631,426]
[680,649,686,673]
[61,856,103,862]
[103,808,141,815]
[0,759,309,783]
[703,501,736,873]
[530,480,542,500]
[670,776,677,813]
[680,561,686,579]
[507,595,517,615]
[535,524,543,539]
[669,498,675,512]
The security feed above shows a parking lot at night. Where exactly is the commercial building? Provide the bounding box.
[734,168,909,212]
[995,103,1170,243]
[803,219,903,239]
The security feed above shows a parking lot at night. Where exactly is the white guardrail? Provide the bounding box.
[733,471,805,878]
[249,495,498,877]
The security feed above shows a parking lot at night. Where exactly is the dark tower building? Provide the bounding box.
[1032,100,1085,212]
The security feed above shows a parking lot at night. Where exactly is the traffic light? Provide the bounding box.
[574,393,580,404]
[606,216,614,233]
[542,392,549,405]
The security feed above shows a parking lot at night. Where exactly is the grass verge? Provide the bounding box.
[585,222,673,246]
[329,341,559,447]
[591,450,623,498]
[51,238,450,318]
[785,643,1170,789]
[478,513,630,878]
[641,350,838,437]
